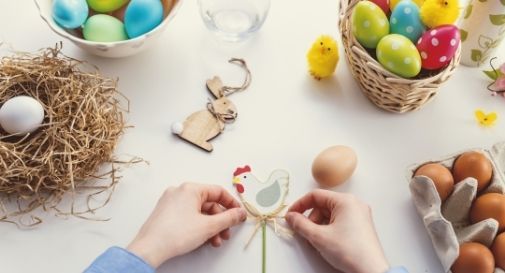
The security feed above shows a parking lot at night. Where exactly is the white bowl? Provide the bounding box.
[34,0,182,58]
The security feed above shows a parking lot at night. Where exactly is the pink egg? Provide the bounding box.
[416,25,460,70]
[368,0,390,15]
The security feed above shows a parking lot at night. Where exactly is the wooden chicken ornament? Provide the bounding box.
[233,165,289,215]
[232,165,292,273]
[171,58,251,152]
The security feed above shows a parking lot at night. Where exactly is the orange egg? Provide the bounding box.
[414,163,454,201]
[492,232,505,269]
[470,193,505,232]
[453,151,493,192]
[451,242,495,273]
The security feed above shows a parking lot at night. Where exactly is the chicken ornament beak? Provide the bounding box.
[232,177,244,193]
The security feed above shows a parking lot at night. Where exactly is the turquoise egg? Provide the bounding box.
[52,0,89,29]
[351,1,390,49]
[124,0,164,39]
[376,34,421,78]
[390,0,425,43]
[83,14,128,42]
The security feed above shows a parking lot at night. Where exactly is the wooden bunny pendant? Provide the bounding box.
[172,58,251,152]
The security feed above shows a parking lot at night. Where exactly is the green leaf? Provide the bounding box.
[490,14,505,25]
[460,29,468,42]
[501,0,505,6]
[483,70,502,80]
[464,5,473,19]
[471,49,483,62]
[478,35,493,48]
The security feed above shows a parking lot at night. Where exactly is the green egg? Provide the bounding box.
[376,34,421,78]
[86,0,128,13]
[351,1,390,49]
[83,14,128,42]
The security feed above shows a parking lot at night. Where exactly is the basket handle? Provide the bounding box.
[338,0,357,27]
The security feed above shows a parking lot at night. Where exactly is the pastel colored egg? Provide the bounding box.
[87,0,129,13]
[124,0,164,38]
[52,0,89,29]
[83,14,128,42]
[352,1,390,49]
[390,0,425,43]
[377,34,421,78]
[368,0,390,15]
[0,96,45,135]
[390,0,424,10]
[416,24,460,70]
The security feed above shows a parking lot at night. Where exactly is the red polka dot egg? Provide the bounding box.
[416,24,460,70]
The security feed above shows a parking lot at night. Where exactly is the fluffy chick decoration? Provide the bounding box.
[420,0,459,28]
[307,35,339,80]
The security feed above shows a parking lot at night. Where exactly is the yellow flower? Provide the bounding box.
[475,109,498,127]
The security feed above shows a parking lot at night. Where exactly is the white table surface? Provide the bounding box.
[1,1,505,272]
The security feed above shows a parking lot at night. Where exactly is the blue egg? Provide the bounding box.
[124,0,164,39]
[52,0,89,29]
[390,0,425,43]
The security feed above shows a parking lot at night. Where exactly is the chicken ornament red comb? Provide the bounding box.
[233,165,251,176]
[231,166,292,273]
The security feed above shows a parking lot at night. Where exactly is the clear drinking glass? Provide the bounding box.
[198,0,271,42]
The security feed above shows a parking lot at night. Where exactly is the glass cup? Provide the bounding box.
[198,0,271,42]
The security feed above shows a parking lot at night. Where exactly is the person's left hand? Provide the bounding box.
[127,183,247,268]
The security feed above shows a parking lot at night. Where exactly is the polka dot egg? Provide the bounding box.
[352,1,390,49]
[416,25,460,70]
[390,0,425,43]
[377,34,421,78]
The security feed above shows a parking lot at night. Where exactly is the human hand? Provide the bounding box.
[285,190,389,273]
[127,183,247,268]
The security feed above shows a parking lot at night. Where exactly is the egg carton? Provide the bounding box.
[407,142,505,273]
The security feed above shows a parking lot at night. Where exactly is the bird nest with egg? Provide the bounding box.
[0,44,137,226]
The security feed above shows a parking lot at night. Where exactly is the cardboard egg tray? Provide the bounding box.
[407,142,505,273]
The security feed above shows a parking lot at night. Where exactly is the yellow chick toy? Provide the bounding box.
[420,0,459,28]
[307,35,339,80]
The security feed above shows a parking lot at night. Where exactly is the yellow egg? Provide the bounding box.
[312,145,357,187]
[351,1,390,49]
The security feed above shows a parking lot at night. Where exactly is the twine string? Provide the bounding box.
[241,200,294,250]
[219,58,252,97]
[206,100,238,125]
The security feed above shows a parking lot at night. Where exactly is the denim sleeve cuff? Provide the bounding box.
[83,246,155,273]
[386,266,409,273]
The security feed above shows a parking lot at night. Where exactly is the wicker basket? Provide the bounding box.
[339,0,461,113]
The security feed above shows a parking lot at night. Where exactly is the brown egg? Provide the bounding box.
[414,163,454,201]
[453,151,493,192]
[451,242,495,273]
[470,193,505,232]
[492,232,505,269]
[312,145,357,187]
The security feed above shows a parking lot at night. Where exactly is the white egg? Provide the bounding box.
[0,96,45,135]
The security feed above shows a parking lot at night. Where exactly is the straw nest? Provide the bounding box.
[0,44,135,226]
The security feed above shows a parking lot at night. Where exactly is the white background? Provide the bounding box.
[1,0,505,273]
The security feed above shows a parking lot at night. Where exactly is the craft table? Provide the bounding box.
[1,0,505,272]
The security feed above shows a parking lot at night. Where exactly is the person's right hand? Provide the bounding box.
[285,190,389,273]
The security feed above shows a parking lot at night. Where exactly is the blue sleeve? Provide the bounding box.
[83,246,155,273]
[386,267,408,273]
